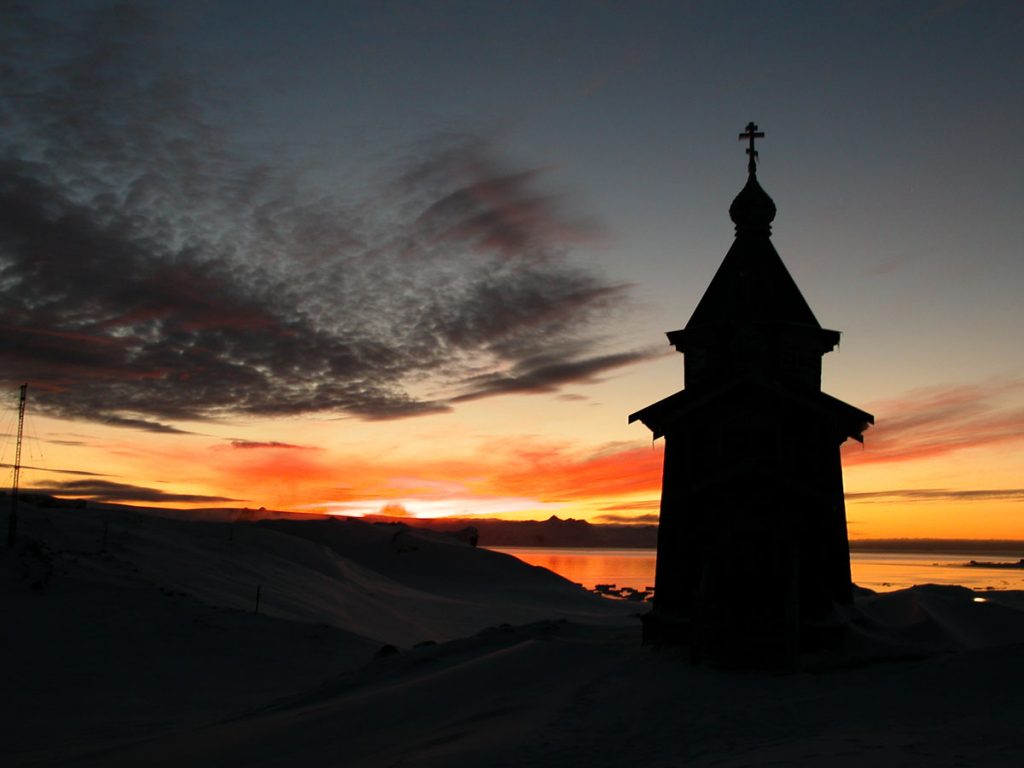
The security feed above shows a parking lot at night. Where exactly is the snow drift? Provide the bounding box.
[3,500,1023,767]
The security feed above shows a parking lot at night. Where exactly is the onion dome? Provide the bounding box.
[728,174,777,235]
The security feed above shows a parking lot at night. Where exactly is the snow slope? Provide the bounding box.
[4,501,1024,767]
[1,501,636,766]
[67,613,1024,768]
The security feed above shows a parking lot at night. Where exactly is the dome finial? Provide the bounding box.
[739,121,764,175]
[729,123,776,233]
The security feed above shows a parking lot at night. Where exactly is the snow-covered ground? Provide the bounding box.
[3,501,1023,767]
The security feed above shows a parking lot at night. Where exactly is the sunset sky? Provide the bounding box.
[2,1,1022,539]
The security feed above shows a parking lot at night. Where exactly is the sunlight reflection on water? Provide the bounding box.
[489,547,1024,592]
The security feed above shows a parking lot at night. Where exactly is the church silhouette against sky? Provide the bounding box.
[630,124,873,666]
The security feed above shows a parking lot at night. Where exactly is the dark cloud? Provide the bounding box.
[1,462,108,477]
[229,440,316,451]
[596,499,661,512]
[847,488,1024,503]
[0,4,644,431]
[27,479,237,504]
[100,415,193,434]
[593,512,660,524]
[451,350,653,403]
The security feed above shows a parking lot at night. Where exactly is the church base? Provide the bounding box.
[642,607,848,670]
[640,610,691,647]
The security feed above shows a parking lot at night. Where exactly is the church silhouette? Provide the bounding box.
[630,124,873,667]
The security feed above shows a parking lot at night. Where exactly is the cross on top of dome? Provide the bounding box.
[739,121,764,175]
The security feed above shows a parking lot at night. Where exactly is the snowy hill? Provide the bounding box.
[1,500,636,765]
[4,500,1024,767]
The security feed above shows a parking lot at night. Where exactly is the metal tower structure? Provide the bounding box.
[7,383,27,547]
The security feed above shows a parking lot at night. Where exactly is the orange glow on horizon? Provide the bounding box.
[16,378,1024,540]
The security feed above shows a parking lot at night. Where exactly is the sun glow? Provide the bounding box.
[320,496,562,520]
[12,374,1024,540]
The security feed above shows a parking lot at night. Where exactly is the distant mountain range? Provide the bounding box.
[14,494,1024,553]
[362,515,1024,554]
[363,514,659,548]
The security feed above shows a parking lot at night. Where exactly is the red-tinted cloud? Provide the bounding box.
[843,380,1024,465]
[486,442,664,503]
[377,502,412,517]
[190,434,666,515]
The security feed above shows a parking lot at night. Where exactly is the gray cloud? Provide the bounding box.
[593,513,660,524]
[28,479,237,504]
[847,488,1024,503]
[451,350,653,403]
[0,4,646,431]
[229,440,316,450]
[1,462,108,477]
[100,415,193,434]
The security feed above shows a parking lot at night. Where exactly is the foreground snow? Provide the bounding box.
[3,502,1023,767]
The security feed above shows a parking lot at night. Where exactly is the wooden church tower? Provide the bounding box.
[630,124,873,665]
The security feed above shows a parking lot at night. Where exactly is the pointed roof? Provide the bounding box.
[684,173,821,331]
[684,229,820,330]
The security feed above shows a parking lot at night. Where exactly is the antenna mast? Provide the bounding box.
[7,383,27,547]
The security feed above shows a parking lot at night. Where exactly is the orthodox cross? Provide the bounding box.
[739,121,764,174]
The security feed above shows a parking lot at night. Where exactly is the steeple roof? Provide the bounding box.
[683,165,820,331]
[684,215,821,330]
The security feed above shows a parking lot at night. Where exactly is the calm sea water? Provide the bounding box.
[489,547,1024,593]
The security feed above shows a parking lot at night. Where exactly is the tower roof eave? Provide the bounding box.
[629,377,873,443]
[666,322,841,356]
[628,390,688,438]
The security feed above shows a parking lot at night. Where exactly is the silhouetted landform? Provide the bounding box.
[363,513,658,548]
[13,495,1024,553]
[7,495,1024,766]
[631,125,873,666]
[849,538,1024,555]
[592,583,653,601]
[965,558,1024,569]
[3,491,88,509]
[12,495,659,546]
[9,492,330,522]
[372,519,1024,554]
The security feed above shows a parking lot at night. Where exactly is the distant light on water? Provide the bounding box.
[488,547,1024,593]
[973,597,989,603]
